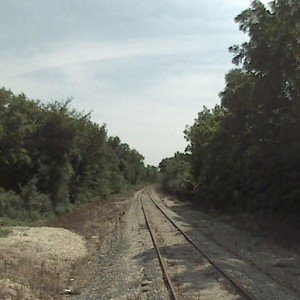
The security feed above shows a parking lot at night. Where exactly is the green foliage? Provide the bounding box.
[21,179,52,216]
[160,0,300,215]
[159,153,193,198]
[0,189,23,219]
[0,88,152,222]
[0,228,11,238]
[144,165,159,183]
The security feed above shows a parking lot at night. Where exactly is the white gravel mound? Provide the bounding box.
[0,226,87,262]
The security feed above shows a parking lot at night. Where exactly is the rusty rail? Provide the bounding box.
[144,189,257,300]
[139,192,179,300]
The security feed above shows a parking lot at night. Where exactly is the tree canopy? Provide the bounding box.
[0,88,155,222]
[159,0,300,215]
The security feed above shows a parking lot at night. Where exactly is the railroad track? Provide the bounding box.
[139,188,257,300]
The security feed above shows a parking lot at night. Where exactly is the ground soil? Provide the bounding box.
[0,189,135,300]
[73,190,169,300]
[0,227,87,299]
[0,187,299,299]
[75,188,300,299]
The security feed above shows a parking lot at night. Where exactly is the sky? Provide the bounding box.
[0,0,270,166]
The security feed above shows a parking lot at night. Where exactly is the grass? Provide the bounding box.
[0,227,11,238]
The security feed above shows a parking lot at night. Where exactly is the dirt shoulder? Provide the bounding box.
[0,190,133,300]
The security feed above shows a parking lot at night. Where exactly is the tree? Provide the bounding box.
[222,0,300,212]
[0,89,41,191]
[160,0,300,214]
[0,88,150,222]
[159,152,193,198]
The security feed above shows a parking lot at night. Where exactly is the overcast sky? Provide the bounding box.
[0,0,270,166]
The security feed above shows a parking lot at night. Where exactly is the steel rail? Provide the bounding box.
[147,191,257,300]
[139,192,179,300]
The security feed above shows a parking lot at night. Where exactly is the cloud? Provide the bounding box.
[0,0,269,165]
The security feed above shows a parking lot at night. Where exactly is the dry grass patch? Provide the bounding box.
[0,192,132,299]
[0,227,86,299]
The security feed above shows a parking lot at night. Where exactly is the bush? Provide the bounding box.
[21,179,52,214]
[0,189,23,219]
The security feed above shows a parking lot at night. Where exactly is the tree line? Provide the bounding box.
[159,0,300,215]
[0,88,157,223]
